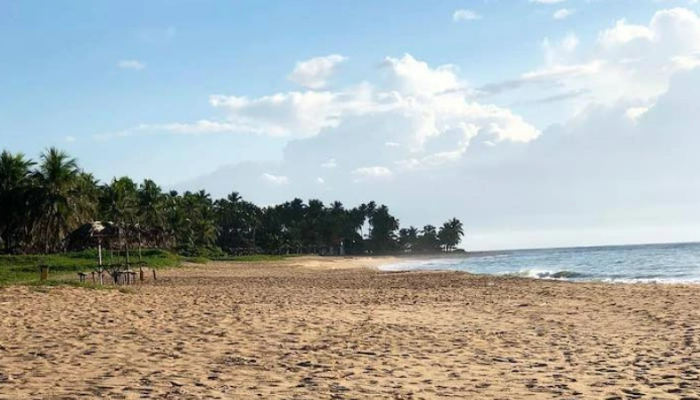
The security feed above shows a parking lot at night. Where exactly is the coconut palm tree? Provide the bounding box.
[438,218,465,252]
[368,204,399,254]
[0,151,36,253]
[75,172,101,221]
[417,224,440,253]
[138,179,166,246]
[100,177,138,228]
[398,226,419,252]
[32,147,81,253]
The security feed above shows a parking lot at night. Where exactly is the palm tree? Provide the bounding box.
[417,224,440,253]
[75,172,101,221]
[100,177,138,228]
[398,226,419,252]
[438,218,465,252]
[138,179,166,246]
[33,148,81,253]
[191,190,218,248]
[0,147,470,258]
[368,204,399,254]
[0,151,35,253]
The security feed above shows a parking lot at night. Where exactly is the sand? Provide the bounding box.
[0,257,699,399]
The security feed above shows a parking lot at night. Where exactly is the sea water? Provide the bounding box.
[380,242,700,283]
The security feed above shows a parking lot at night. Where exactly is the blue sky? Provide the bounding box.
[2,0,700,249]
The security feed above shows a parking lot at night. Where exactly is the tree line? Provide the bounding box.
[0,148,465,256]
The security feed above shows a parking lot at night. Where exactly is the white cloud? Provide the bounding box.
[484,8,700,111]
[453,9,482,22]
[382,54,461,94]
[208,90,345,138]
[260,172,289,185]
[288,54,347,89]
[598,19,654,47]
[672,54,700,71]
[113,54,539,160]
[553,8,575,20]
[65,135,76,143]
[321,158,337,169]
[542,33,579,64]
[521,62,602,81]
[351,166,393,181]
[625,105,653,122]
[117,60,146,71]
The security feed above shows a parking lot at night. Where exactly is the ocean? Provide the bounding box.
[380,242,700,283]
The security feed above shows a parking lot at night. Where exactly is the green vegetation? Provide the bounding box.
[0,249,180,285]
[0,147,465,272]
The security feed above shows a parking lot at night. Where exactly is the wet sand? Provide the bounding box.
[0,256,699,399]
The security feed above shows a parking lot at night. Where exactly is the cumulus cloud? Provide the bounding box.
[118,60,146,71]
[260,172,289,185]
[351,166,393,182]
[482,8,700,112]
[553,8,575,20]
[598,19,654,47]
[382,54,462,94]
[453,9,482,22]
[625,105,653,122]
[321,159,337,168]
[288,54,347,89]
[109,54,539,160]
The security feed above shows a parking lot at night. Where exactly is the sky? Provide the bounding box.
[2,0,700,250]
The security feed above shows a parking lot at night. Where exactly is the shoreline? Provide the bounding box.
[297,255,700,286]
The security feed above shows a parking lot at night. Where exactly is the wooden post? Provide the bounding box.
[98,238,103,267]
[125,240,130,267]
[152,269,157,281]
[39,265,49,281]
[138,232,144,283]
[138,232,142,263]
[97,238,103,285]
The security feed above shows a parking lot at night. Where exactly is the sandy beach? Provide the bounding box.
[1,257,699,399]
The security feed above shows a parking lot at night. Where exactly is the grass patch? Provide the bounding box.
[0,249,181,286]
[0,250,297,286]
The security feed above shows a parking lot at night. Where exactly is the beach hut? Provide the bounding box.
[66,221,122,285]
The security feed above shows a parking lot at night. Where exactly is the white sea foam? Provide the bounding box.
[376,243,700,284]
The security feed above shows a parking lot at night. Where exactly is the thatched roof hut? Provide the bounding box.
[65,221,122,251]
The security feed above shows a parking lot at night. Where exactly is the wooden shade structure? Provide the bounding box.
[66,221,122,285]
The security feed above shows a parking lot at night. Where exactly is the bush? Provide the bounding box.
[175,245,225,259]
